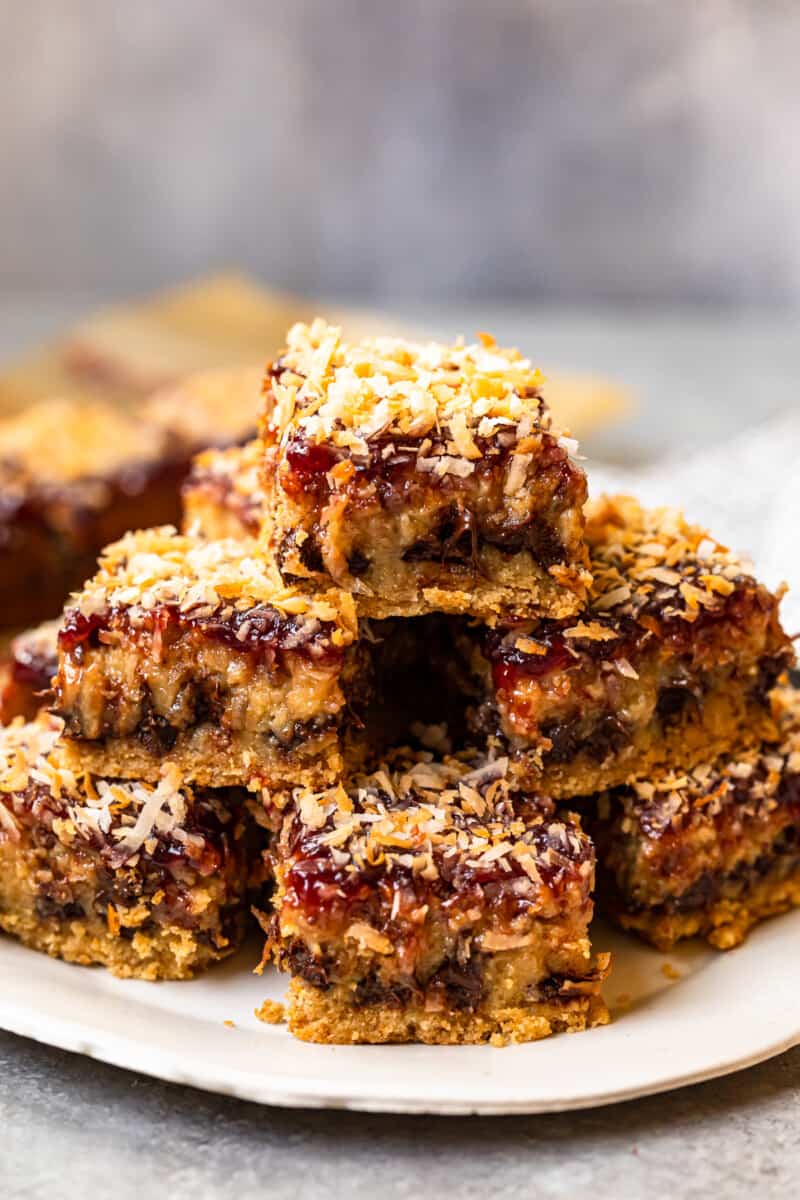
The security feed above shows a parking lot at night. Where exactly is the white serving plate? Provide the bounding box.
[2,910,799,1114]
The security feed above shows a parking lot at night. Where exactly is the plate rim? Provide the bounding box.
[3,910,800,1116]
[2,1003,799,1115]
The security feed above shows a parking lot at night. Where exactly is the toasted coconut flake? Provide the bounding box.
[582,495,768,627]
[64,527,355,647]
[268,322,576,482]
[563,621,619,642]
[276,747,591,921]
[345,922,394,955]
[592,584,632,612]
[480,930,537,951]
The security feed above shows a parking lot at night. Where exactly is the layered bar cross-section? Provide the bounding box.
[0,714,264,978]
[260,320,590,621]
[53,528,371,788]
[589,686,800,950]
[265,749,610,1044]
[462,495,794,797]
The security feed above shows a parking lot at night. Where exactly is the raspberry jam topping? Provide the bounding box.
[58,604,344,667]
[285,438,338,480]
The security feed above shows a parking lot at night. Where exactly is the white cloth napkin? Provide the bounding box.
[588,411,800,637]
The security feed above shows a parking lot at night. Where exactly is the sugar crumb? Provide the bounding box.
[255,999,286,1025]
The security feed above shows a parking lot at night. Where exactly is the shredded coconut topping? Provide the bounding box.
[0,716,209,865]
[143,364,264,448]
[282,748,592,898]
[0,364,263,504]
[584,494,756,624]
[66,526,357,634]
[492,493,781,668]
[267,320,571,472]
[0,398,168,487]
[0,714,62,799]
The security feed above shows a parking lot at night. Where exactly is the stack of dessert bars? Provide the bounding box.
[1,320,797,1045]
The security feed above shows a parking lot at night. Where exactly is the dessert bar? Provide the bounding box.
[0,620,58,723]
[182,440,264,540]
[589,686,800,950]
[0,369,261,627]
[463,495,794,798]
[0,715,263,978]
[260,320,590,621]
[264,749,610,1044]
[0,399,183,626]
[53,528,372,788]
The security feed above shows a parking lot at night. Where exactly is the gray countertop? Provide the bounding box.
[2,299,799,1200]
[3,1030,800,1200]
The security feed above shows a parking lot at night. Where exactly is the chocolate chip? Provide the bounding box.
[348,549,371,577]
[543,714,630,765]
[402,504,477,566]
[656,683,698,727]
[282,939,334,991]
[427,955,484,1011]
[353,972,415,1009]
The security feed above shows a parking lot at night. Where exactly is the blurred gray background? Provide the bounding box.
[2,0,800,306]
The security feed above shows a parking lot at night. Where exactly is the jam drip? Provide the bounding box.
[59,603,345,668]
[284,815,591,926]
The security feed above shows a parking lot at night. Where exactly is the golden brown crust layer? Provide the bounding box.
[285,977,610,1045]
[308,565,587,624]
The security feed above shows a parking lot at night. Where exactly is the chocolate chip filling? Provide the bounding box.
[655,683,700,727]
[426,955,485,1011]
[542,713,630,766]
[667,831,800,914]
[281,938,335,991]
[402,504,477,566]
